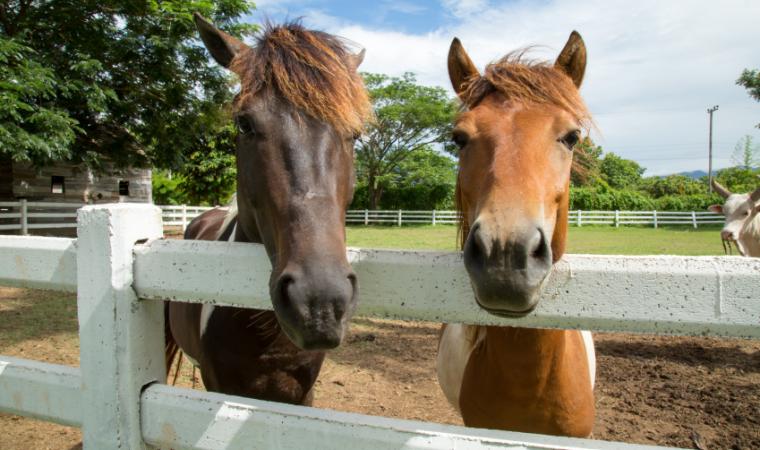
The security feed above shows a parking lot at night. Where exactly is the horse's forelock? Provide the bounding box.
[230,21,372,135]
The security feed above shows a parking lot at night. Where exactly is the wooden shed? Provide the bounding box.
[0,157,152,236]
[0,158,151,204]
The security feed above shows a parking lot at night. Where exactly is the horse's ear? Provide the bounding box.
[347,48,366,72]
[194,12,248,69]
[448,38,480,97]
[554,31,586,88]
[708,204,723,214]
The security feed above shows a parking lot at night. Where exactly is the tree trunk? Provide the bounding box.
[367,172,384,210]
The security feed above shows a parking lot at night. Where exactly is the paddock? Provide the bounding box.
[1,204,759,449]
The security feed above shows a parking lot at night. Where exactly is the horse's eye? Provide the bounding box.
[559,130,580,150]
[452,130,469,148]
[352,132,362,141]
[235,115,256,135]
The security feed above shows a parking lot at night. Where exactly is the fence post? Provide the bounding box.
[397,209,402,226]
[614,210,620,228]
[692,211,698,229]
[181,204,188,232]
[76,204,165,449]
[653,210,658,229]
[20,199,28,235]
[577,209,582,227]
[364,209,369,226]
[432,209,437,226]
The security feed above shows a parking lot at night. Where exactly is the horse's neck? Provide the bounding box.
[458,326,595,435]
[481,326,573,379]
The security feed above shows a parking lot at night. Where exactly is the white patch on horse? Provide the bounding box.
[581,330,596,390]
[437,324,485,412]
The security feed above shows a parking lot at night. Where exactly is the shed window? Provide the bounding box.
[118,180,130,196]
[51,176,65,194]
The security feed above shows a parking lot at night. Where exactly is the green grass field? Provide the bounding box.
[346,225,725,255]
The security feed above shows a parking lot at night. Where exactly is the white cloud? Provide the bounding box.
[258,0,760,175]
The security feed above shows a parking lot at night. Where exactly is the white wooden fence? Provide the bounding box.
[0,201,726,233]
[1,203,759,449]
[345,209,726,228]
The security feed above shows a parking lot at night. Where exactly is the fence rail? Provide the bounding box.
[1,203,758,449]
[0,201,727,234]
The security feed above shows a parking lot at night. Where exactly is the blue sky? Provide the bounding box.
[246,0,760,176]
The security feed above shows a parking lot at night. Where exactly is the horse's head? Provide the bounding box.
[448,32,590,316]
[195,15,371,349]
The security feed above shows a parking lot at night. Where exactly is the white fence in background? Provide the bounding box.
[1,203,758,449]
[0,201,727,233]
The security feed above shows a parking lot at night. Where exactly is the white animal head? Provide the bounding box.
[708,180,760,254]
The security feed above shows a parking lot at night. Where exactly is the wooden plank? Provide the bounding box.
[0,356,82,427]
[141,384,677,450]
[0,236,77,291]
[133,241,760,339]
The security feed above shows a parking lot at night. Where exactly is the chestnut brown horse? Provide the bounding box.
[437,32,596,436]
[165,14,370,404]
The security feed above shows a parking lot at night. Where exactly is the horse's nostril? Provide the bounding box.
[530,228,549,260]
[277,273,295,309]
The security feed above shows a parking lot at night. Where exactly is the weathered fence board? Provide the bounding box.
[1,203,757,450]
[0,357,82,427]
[133,240,760,339]
[141,384,675,450]
[0,236,77,291]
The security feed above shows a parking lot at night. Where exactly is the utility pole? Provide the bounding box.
[707,105,719,193]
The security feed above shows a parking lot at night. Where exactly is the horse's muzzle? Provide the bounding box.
[271,266,357,350]
[463,222,552,316]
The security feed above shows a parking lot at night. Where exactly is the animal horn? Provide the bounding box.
[711,179,731,199]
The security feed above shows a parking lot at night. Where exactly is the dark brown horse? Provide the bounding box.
[437,32,596,436]
[165,14,370,405]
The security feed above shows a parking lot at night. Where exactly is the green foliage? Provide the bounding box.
[0,0,255,168]
[599,152,645,189]
[711,166,760,194]
[0,38,80,164]
[652,194,722,211]
[152,170,188,205]
[570,187,654,211]
[639,175,707,198]
[737,68,760,128]
[731,135,759,169]
[177,123,237,206]
[352,146,456,210]
[356,73,458,209]
[571,136,604,186]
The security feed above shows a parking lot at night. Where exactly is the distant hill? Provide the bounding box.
[677,170,708,179]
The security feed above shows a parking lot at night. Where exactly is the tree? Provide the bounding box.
[352,146,456,210]
[178,123,237,206]
[0,0,254,168]
[731,135,759,169]
[571,136,604,186]
[599,152,645,189]
[737,68,760,128]
[639,174,706,198]
[356,73,458,209]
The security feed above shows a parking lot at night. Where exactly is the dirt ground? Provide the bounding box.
[1,287,759,450]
